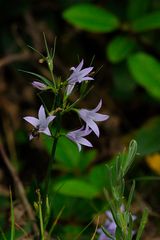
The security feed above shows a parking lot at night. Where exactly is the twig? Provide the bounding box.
[0,51,31,68]
[0,142,39,236]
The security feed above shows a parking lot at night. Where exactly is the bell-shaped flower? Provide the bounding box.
[23,105,55,140]
[66,126,93,151]
[97,205,136,240]
[32,81,47,90]
[66,59,94,95]
[78,100,109,137]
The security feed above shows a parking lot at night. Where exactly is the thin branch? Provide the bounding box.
[0,51,31,68]
[0,142,39,236]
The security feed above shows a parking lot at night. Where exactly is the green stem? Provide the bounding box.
[44,135,59,198]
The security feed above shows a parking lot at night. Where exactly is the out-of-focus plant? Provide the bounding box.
[97,140,148,240]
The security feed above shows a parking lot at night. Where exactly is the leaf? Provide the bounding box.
[88,164,108,190]
[146,154,160,175]
[53,179,99,199]
[107,35,136,63]
[128,52,160,100]
[112,64,136,100]
[133,117,160,156]
[132,11,160,32]
[63,4,119,33]
[127,0,150,20]
[135,209,148,240]
[19,70,54,87]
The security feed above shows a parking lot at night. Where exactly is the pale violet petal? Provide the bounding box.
[38,105,46,123]
[78,137,93,148]
[76,59,84,71]
[81,76,94,81]
[23,116,39,128]
[92,99,102,112]
[87,120,99,137]
[79,67,93,76]
[93,113,109,122]
[29,134,34,140]
[66,83,75,96]
[32,81,46,90]
[77,143,82,152]
[46,115,56,125]
[40,127,51,136]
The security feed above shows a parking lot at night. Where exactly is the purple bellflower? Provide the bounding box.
[78,100,109,137]
[66,59,94,95]
[32,81,47,90]
[66,126,93,151]
[97,210,116,240]
[24,105,55,140]
[97,206,136,240]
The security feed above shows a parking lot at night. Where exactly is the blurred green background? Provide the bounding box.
[1,0,160,239]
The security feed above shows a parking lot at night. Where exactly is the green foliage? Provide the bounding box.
[135,209,148,240]
[127,0,150,20]
[107,36,136,63]
[42,135,96,171]
[128,52,160,100]
[134,117,160,156]
[53,178,99,199]
[132,11,160,31]
[63,4,119,32]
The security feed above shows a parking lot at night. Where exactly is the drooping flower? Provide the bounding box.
[32,81,47,90]
[78,100,109,137]
[97,206,136,240]
[66,126,93,151]
[66,59,94,95]
[23,105,55,140]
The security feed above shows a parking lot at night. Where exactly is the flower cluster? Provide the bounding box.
[24,59,109,151]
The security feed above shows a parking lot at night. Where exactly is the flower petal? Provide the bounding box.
[76,59,84,71]
[66,83,75,96]
[92,99,102,112]
[38,105,46,123]
[40,127,51,136]
[32,81,46,90]
[46,115,56,125]
[87,119,100,137]
[93,113,109,122]
[23,116,39,128]
[78,137,93,148]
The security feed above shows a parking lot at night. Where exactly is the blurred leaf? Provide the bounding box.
[128,52,160,100]
[42,135,96,171]
[107,35,136,63]
[133,117,160,156]
[146,153,160,174]
[127,0,150,20]
[112,64,136,100]
[88,164,108,190]
[132,11,160,32]
[78,150,97,171]
[53,179,99,199]
[63,4,119,32]
[55,136,80,169]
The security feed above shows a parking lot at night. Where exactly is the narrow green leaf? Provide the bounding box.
[107,36,136,63]
[53,179,99,199]
[0,228,7,240]
[132,11,160,32]
[126,180,135,211]
[136,209,148,240]
[63,4,119,33]
[19,70,54,88]
[10,189,15,240]
[128,52,160,100]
